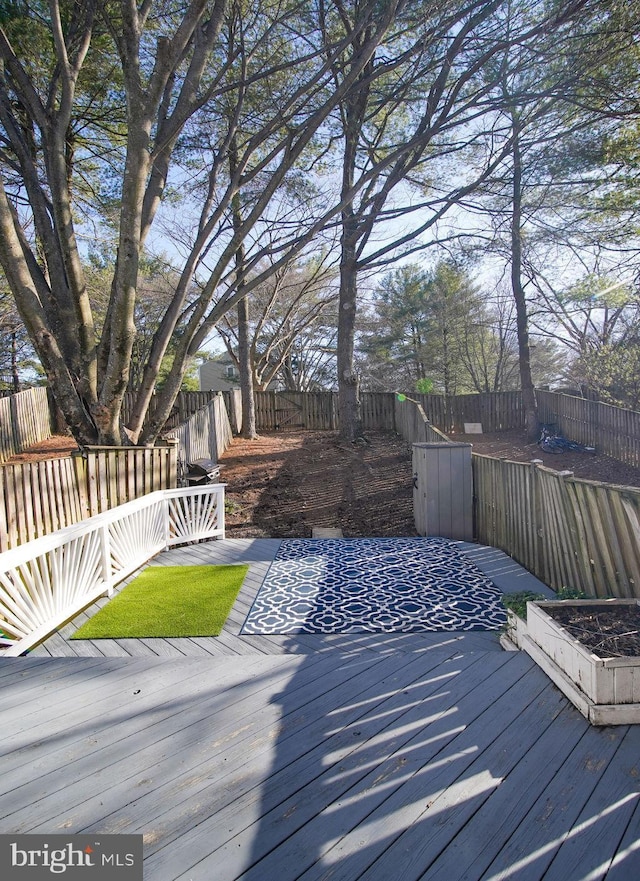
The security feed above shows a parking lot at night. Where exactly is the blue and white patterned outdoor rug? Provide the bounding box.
[241,538,507,634]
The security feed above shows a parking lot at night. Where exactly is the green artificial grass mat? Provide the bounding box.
[71,565,248,639]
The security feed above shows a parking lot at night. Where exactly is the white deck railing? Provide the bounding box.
[0,484,225,657]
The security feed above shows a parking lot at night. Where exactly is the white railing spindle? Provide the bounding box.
[0,484,226,657]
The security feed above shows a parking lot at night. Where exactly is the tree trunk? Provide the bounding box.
[337,68,370,444]
[510,112,539,442]
[230,135,257,440]
[237,293,257,439]
[10,331,20,393]
[337,227,361,442]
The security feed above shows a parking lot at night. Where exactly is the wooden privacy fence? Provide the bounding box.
[0,483,225,657]
[121,390,220,432]
[231,388,639,469]
[0,394,231,551]
[410,390,525,434]
[241,389,525,434]
[0,388,52,464]
[0,389,224,465]
[164,394,233,468]
[223,389,243,435]
[393,396,451,445]
[0,445,177,552]
[247,390,339,431]
[537,390,640,470]
[473,453,640,601]
[391,389,524,434]
[400,395,640,600]
[81,446,178,515]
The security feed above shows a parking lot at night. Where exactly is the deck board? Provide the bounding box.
[418,701,589,881]
[605,798,640,881]
[142,651,501,879]
[76,652,450,846]
[538,726,640,881]
[478,721,632,881]
[5,539,640,879]
[2,647,640,879]
[266,658,549,881]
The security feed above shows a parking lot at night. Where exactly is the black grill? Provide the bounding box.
[186,458,220,485]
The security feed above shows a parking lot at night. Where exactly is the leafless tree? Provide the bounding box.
[218,254,338,392]
[321,0,591,439]
[0,0,408,445]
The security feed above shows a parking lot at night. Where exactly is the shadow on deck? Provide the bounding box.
[2,539,639,879]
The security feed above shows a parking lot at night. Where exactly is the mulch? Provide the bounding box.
[546,604,640,659]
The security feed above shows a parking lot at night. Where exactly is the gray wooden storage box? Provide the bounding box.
[412,442,473,540]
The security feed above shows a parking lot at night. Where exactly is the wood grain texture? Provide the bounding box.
[2,646,639,881]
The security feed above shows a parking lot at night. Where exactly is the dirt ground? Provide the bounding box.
[219,427,640,539]
[220,430,417,539]
[8,427,640,539]
[456,428,640,487]
[6,435,79,462]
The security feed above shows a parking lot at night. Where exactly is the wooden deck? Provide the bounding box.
[27,538,553,659]
[3,539,640,879]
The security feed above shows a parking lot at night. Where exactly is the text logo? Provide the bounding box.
[1,835,143,879]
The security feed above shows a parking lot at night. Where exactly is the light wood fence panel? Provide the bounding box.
[535,465,581,591]
[473,453,640,600]
[360,393,396,430]
[121,390,220,432]
[0,446,178,551]
[81,446,178,516]
[1,392,233,550]
[537,390,640,469]
[244,390,525,434]
[0,396,13,462]
[394,397,451,444]
[0,457,85,552]
[223,389,243,434]
[252,391,338,430]
[301,391,338,429]
[412,391,524,433]
[254,391,278,430]
[165,394,233,468]
[0,388,53,464]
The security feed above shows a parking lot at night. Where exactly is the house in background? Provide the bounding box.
[199,354,240,391]
[199,353,285,392]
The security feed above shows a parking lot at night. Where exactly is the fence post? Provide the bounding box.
[72,451,90,519]
[165,438,179,488]
[530,459,544,582]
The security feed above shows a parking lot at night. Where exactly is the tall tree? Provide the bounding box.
[218,255,338,391]
[469,0,640,437]
[0,0,407,445]
[534,273,640,406]
[323,0,591,440]
[358,261,559,395]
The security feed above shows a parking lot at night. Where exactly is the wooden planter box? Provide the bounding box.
[522,600,640,726]
[499,609,528,652]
